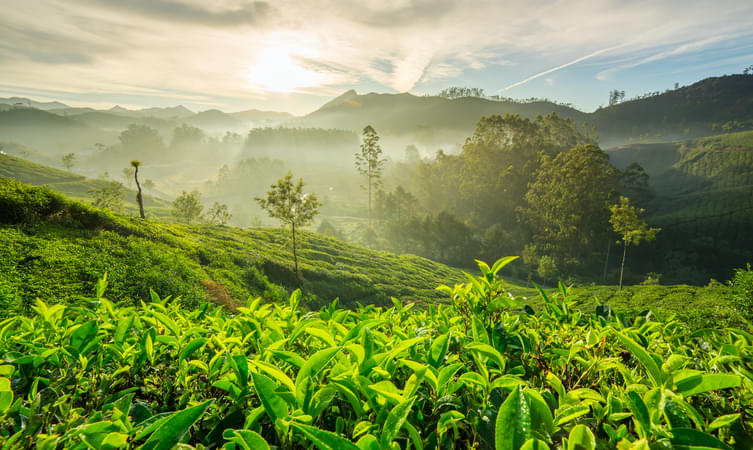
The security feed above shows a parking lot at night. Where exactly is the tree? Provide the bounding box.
[88,181,125,212]
[255,172,321,279]
[404,144,420,164]
[355,125,385,221]
[609,196,660,289]
[61,153,75,171]
[206,202,232,225]
[131,160,145,219]
[522,144,618,272]
[172,190,203,224]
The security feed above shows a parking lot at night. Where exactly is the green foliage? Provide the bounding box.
[355,125,386,219]
[206,202,232,226]
[60,152,75,171]
[523,144,618,272]
[172,190,203,224]
[88,180,126,212]
[256,172,321,277]
[610,196,660,288]
[728,264,753,320]
[1,262,751,448]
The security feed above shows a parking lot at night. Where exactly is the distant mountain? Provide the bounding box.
[593,74,753,147]
[0,108,111,151]
[185,109,242,130]
[135,105,194,120]
[296,90,587,133]
[0,97,69,110]
[230,109,295,123]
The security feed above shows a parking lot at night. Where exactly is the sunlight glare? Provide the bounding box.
[246,51,325,93]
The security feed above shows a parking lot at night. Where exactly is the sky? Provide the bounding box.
[1,0,752,115]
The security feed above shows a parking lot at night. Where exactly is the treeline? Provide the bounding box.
[360,113,651,282]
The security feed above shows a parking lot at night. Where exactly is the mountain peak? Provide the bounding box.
[318,89,359,111]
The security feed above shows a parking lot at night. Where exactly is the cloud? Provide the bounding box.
[81,0,273,27]
[499,44,628,92]
[2,0,753,113]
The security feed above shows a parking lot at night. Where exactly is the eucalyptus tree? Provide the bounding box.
[355,125,385,221]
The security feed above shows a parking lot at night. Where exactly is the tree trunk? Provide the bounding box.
[292,222,300,280]
[133,166,145,219]
[602,239,611,281]
[368,171,372,222]
[619,240,628,290]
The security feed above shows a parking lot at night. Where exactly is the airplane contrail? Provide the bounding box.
[498,43,627,92]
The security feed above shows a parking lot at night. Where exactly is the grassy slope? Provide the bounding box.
[0,177,468,316]
[0,153,172,217]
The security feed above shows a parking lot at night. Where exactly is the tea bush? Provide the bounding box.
[0,260,751,448]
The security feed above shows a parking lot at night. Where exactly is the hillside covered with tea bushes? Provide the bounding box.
[0,177,467,316]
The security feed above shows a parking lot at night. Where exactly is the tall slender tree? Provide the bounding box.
[609,196,660,289]
[131,160,145,219]
[355,125,386,221]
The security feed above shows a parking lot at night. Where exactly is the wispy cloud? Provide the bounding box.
[499,44,628,92]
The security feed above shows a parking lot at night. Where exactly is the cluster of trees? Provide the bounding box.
[171,190,232,226]
[437,87,486,99]
[608,89,626,106]
[355,114,658,282]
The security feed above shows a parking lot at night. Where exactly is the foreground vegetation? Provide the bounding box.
[0,259,751,449]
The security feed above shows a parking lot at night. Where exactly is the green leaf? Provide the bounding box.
[429,332,450,368]
[626,391,651,439]
[356,434,380,450]
[70,320,98,353]
[675,374,741,398]
[669,428,732,449]
[467,343,506,371]
[615,331,663,387]
[567,424,595,450]
[0,377,13,414]
[296,347,341,407]
[179,338,207,363]
[222,429,270,450]
[139,399,213,450]
[380,397,416,448]
[114,315,134,345]
[252,372,288,423]
[231,355,249,387]
[289,422,360,450]
[521,438,551,450]
[495,385,531,450]
[708,413,741,430]
[524,388,554,437]
[152,311,180,337]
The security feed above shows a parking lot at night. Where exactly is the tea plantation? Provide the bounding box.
[1,178,752,448]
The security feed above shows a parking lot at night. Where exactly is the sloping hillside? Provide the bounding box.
[0,154,172,215]
[606,130,753,282]
[295,90,587,133]
[593,74,753,146]
[0,178,466,317]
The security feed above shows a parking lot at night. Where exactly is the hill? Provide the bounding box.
[0,108,112,151]
[593,74,753,146]
[0,178,468,317]
[0,96,68,110]
[0,154,172,216]
[231,108,295,123]
[295,90,587,134]
[606,130,753,282]
[294,74,753,147]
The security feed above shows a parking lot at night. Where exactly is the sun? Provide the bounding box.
[246,50,325,93]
